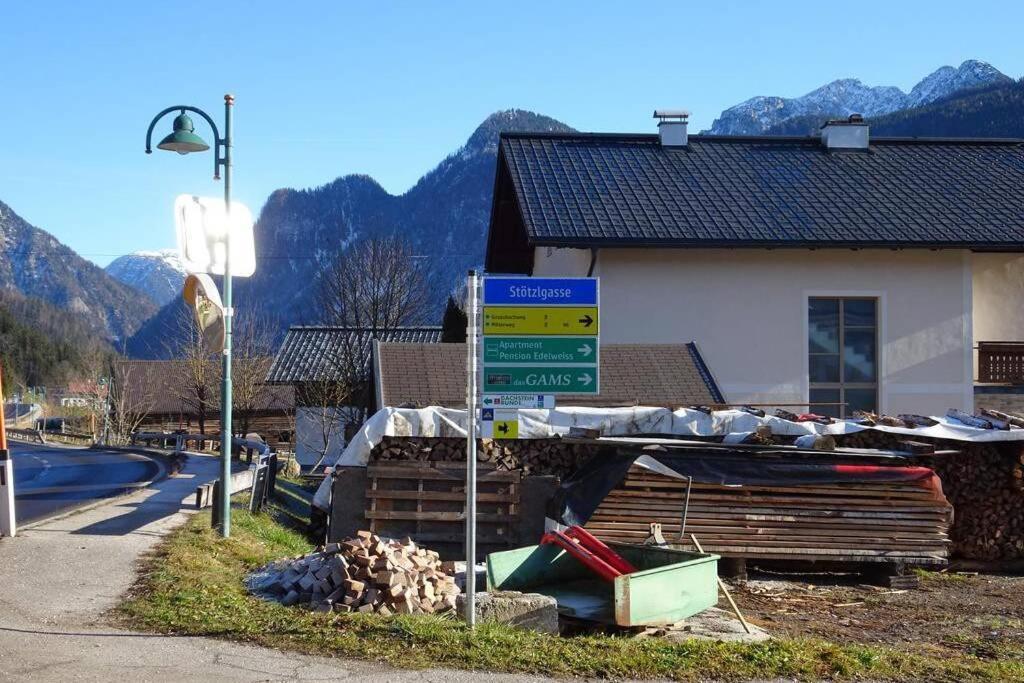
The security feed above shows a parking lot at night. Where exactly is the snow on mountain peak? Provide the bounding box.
[104,249,186,306]
[707,60,1010,135]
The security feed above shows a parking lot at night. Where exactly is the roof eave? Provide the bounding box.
[528,236,1024,252]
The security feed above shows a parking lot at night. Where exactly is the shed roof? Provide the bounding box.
[374,341,723,410]
[486,132,1024,271]
[266,326,443,384]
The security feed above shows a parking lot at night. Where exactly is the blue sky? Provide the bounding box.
[2,1,1023,267]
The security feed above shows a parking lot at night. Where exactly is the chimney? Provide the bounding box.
[653,110,689,147]
[821,113,869,150]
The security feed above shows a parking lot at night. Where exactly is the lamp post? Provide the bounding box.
[145,94,235,538]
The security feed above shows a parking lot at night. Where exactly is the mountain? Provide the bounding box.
[0,200,157,342]
[0,289,112,392]
[707,60,1012,135]
[127,110,574,357]
[870,78,1024,138]
[105,249,185,306]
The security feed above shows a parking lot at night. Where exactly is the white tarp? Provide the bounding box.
[312,405,1024,509]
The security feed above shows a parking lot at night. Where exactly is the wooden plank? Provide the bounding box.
[607,492,945,509]
[588,512,945,530]
[366,465,519,483]
[402,531,512,544]
[365,510,515,523]
[597,500,951,518]
[366,489,516,503]
[622,479,938,499]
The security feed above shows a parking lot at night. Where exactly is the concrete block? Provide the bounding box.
[456,591,559,634]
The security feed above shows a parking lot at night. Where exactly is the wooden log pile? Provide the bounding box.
[836,431,1024,561]
[585,465,953,565]
[254,531,460,615]
[371,436,592,477]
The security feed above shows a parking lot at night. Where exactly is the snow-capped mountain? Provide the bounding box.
[105,249,185,306]
[707,60,1012,135]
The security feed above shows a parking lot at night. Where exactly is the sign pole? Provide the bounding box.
[0,362,16,538]
[465,270,478,627]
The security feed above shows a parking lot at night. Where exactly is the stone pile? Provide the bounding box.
[255,531,461,615]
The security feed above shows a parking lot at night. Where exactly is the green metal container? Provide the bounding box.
[486,542,719,626]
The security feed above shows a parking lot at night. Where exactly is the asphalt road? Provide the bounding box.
[9,442,162,524]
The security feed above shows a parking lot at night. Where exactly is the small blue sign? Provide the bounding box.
[482,408,494,421]
[483,277,598,306]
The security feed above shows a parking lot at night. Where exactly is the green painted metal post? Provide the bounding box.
[219,94,234,538]
[144,96,237,538]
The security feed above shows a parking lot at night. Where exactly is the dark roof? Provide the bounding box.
[374,342,722,409]
[266,326,443,384]
[486,132,1024,271]
[118,360,293,416]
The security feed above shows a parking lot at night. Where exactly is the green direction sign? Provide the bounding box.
[483,337,596,364]
[483,366,598,394]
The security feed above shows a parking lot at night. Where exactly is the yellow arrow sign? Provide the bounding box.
[493,418,519,439]
[483,306,598,336]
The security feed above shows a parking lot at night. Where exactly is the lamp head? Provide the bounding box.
[157,112,210,155]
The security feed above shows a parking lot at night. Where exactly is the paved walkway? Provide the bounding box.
[0,453,581,682]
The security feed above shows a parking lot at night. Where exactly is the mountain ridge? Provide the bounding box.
[707,60,1012,135]
[0,200,157,342]
[126,109,575,356]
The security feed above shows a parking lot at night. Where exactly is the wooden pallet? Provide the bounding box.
[585,467,953,566]
[365,462,520,545]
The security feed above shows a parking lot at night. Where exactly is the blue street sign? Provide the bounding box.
[483,277,598,306]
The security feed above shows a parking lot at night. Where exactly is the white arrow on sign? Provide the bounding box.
[576,343,593,358]
[578,372,594,387]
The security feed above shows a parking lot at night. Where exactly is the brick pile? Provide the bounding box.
[258,531,461,615]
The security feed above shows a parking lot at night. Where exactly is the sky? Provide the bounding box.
[2,0,1023,267]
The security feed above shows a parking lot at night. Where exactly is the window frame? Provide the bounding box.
[807,296,880,418]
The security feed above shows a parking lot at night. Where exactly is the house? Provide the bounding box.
[117,360,294,449]
[266,326,443,466]
[485,113,1024,417]
[372,341,723,411]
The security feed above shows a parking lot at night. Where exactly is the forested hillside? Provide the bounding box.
[0,290,110,395]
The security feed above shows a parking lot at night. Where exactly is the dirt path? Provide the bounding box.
[733,570,1024,661]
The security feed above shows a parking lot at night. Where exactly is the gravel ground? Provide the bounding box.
[733,569,1024,659]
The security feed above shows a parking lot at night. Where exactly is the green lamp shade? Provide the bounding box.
[157,112,210,154]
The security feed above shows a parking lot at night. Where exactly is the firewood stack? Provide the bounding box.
[837,432,1024,561]
[257,531,461,615]
[371,436,592,477]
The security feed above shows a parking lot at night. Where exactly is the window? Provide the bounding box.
[808,297,877,418]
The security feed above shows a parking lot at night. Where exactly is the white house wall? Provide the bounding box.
[533,247,973,415]
[295,406,349,468]
[972,253,1024,344]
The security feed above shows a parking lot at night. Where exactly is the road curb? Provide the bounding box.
[15,447,177,532]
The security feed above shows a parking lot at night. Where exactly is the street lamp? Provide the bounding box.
[145,94,235,538]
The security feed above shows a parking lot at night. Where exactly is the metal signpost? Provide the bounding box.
[465,275,599,627]
[464,270,479,627]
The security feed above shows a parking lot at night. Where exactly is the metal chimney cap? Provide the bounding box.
[653,109,690,120]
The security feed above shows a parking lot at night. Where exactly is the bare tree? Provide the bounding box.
[318,235,430,331]
[106,360,156,445]
[166,304,218,435]
[231,311,278,438]
[297,381,352,472]
[316,235,431,420]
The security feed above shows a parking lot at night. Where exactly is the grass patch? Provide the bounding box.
[118,508,1024,681]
